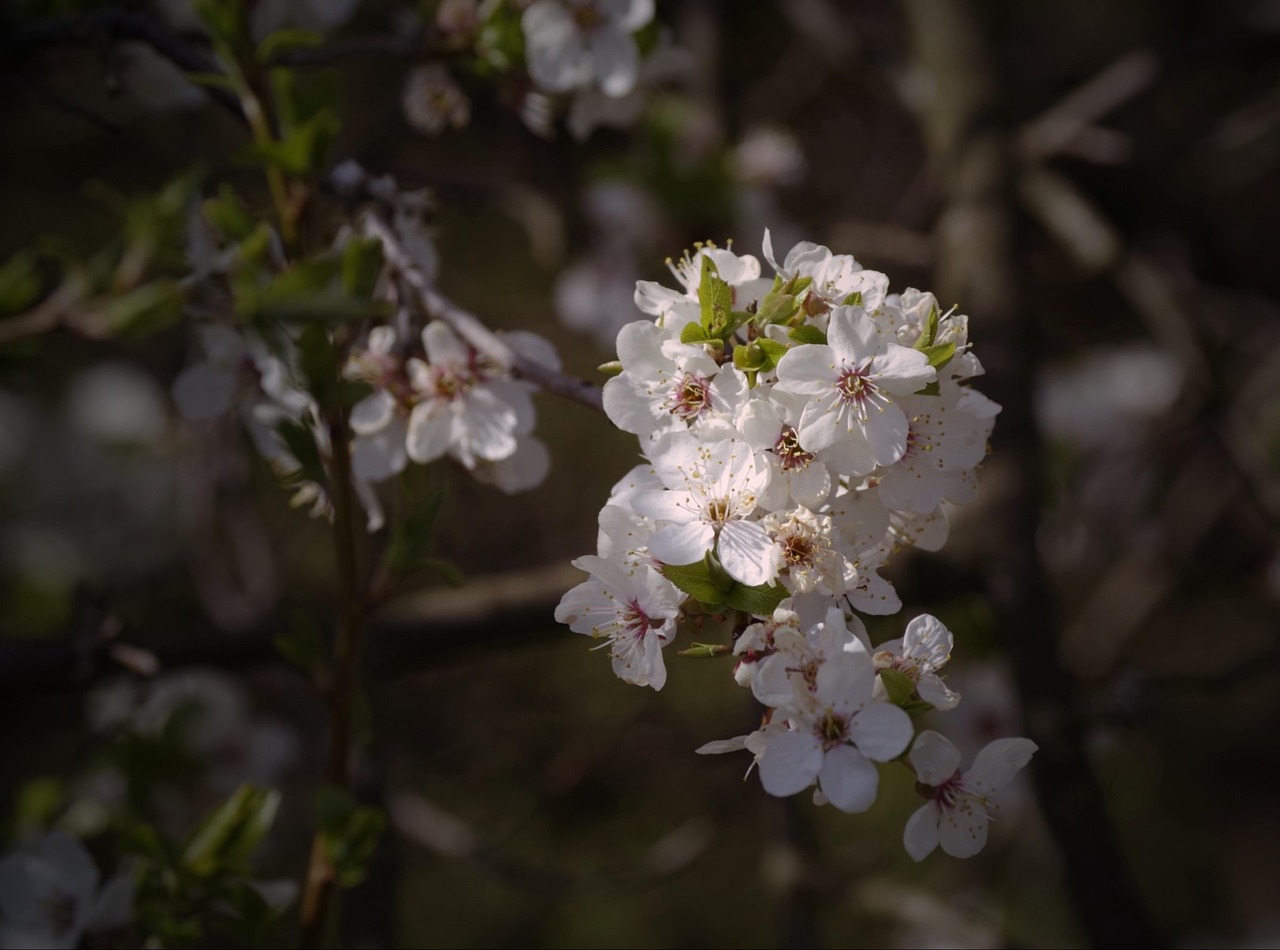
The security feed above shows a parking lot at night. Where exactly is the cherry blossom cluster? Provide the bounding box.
[172,197,555,532]
[556,230,1035,859]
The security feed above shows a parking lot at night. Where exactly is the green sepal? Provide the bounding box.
[677,642,733,658]
[788,324,827,346]
[755,289,799,326]
[755,337,788,366]
[723,581,788,616]
[733,342,766,372]
[182,785,281,877]
[783,275,813,296]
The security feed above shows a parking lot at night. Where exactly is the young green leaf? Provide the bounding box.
[787,324,827,346]
[182,785,281,876]
[697,254,733,332]
[723,581,788,616]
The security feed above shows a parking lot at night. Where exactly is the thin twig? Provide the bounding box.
[361,210,605,413]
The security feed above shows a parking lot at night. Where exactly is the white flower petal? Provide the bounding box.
[903,804,940,861]
[405,402,452,463]
[758,730,824,798]
[938,799,989,859]
[965,737,1038,796]
[647,521,715,567]
[909,730,962,786]
[590,28,639,97]
[350,390,395,435]
[818,744,879,813]
[848,702,912,761]
[717,520,779,586]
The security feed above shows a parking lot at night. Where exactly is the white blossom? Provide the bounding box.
[903,731,1037,860]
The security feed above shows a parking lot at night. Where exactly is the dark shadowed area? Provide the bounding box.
[1,1,1279,947]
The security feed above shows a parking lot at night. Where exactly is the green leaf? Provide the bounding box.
[787,325,826,346]
[183,785,281,876]
[597,360,624,377]
[915,381,941,397]
[240,111,340,177]
[184,71,239,92]
[914,304,939,350]
[723,581,788,616]
[96,280,184,338]
[257,28,323,63]
[341,237,384,299]
[679,322,710,344]
[383,487,447,581]
[315,786,387,889]
[879,668,916,706]
[195,0,249,51]
[422,557,465,587]
[660,559,728,607]
[275,419,327,486]
[0,251,42,317]
[119,822,174,864]
[919,341,955,369]
[274,613,328,678]
[250,258,385,325]
[841,291,863,306]
[697,254,733,333]
[204,185,257,242]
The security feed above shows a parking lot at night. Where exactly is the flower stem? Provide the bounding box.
[298,408,364,948]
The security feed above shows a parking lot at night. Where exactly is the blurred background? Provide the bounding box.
[2,0,1280,946]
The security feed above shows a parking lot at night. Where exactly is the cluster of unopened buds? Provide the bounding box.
[557,230,1036,860]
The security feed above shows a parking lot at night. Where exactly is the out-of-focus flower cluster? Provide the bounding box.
[556,230,1035,859]
[171,180,556,533]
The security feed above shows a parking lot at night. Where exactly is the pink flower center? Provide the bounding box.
[621,600,659,640]
[917,770,966,810]
[429,366,474,401]
[773,426,815,471]
[667,372,713,421]
[836,366,876,405]
[819,711,851,750]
